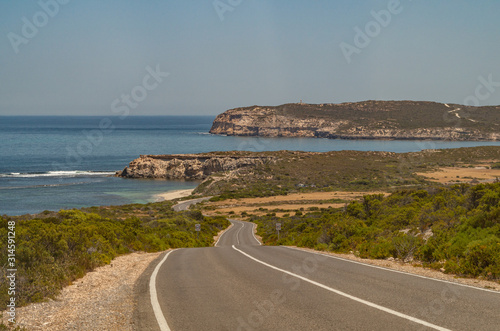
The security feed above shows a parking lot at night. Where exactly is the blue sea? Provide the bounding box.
[1,116,499,216]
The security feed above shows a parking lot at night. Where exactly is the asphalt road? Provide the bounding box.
[172,197,212,212]
[135,220,500,331]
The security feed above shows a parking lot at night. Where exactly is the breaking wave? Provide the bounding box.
[0,170,116,178]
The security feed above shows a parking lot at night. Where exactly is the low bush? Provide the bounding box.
[253,183,500,281]
[0,203,229,309]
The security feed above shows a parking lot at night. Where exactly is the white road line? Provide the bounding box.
[235,222,243,245]
[232,245,451,331]
[150,250,176,331]
[217,220,261,246]
[251,222,262,245]
[285,246,500,294]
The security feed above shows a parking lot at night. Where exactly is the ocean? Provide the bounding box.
[1,115,499,216]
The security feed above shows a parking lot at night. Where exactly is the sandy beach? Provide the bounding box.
[155,189,194,201]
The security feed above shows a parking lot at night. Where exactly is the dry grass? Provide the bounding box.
[209,191,387,206]
[203,191,389,217]
[417,167,500,183]
[208,203,345,216]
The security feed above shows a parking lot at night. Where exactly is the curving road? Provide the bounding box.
[135,220,500,331]
[172,197,212,212]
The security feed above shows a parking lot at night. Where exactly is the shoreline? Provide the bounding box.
[155,189,194,201]
[209,134,500,142]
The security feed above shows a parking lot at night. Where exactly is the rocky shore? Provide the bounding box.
[116,152,275,180]
[209,101,500,141]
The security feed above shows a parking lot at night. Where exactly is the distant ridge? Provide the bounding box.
[210,101,500,141]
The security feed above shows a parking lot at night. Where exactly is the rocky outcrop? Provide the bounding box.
[210,101,500,141]
[116,153,274,179]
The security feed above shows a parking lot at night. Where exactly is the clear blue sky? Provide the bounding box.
[1,0,499,116]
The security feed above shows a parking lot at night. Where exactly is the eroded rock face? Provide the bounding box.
[209,101,500,141]
[116,153,274,179]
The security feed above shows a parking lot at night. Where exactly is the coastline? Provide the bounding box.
[155,189,194,201]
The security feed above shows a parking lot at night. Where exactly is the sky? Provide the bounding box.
[1,0,500,116]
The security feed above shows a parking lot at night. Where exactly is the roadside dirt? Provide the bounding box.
[1,252,162,331]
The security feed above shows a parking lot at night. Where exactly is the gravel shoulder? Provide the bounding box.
[1,251,162,331]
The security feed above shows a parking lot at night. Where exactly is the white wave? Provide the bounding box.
[0,171,116,178]
[0,182,91,190]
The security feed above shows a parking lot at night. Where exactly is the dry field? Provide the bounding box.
[417,166,500,184]
[203,191,389,217]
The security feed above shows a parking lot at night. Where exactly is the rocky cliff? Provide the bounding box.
[116,153,275,180]
[210,101,500,141]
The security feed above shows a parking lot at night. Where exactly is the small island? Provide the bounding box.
[210,101,500,141]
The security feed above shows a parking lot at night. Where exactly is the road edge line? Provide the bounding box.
[150,249,176,331]
[215,221,235,247]
[232,245,451,331]
[284,246,500,294]
[251,222,262,245]
[235,222,244,245]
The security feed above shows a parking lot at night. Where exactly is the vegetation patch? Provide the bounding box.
[252,182,500,281]
[0,201,229,309]
[196,147,500,199]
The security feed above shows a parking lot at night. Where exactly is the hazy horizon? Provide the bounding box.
[1,99,500,118]
[2,1,500,116]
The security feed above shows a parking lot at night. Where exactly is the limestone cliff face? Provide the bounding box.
[116,153,274,179]
[210,101,500,141]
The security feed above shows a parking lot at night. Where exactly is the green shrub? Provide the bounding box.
[0,204,230,309]
[252,182,500,281]
[459,236,500,279]
[358,239,393,259]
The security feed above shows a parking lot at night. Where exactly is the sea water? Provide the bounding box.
[1,116,498,216]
